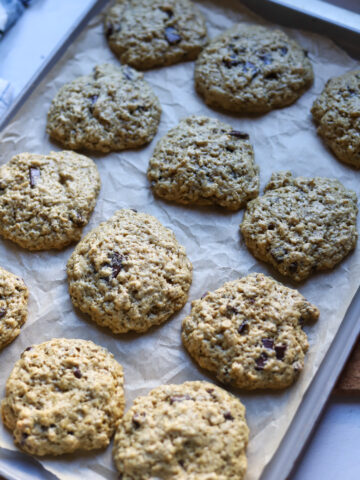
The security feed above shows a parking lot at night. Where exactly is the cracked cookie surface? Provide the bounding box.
[147,115,259,210]
[1,338,125,456]
[0,151,100,250]
[240,171,358,281]
[0,267,28,350]
[113,381,249,480]
[104,0,207,70]
[195,24,313,113]
[311,70,360,168]
[67,209,192,333]
[47,64,161,152]
[182,273,319,390]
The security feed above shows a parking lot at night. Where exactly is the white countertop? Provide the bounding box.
[0,1,359,479]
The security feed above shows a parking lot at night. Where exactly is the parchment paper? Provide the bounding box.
[0,1,359,479]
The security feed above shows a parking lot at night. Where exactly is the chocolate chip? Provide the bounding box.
[303,49,309,57]
[73,368,82,379]
[29,167,40,188]
[111,252,124,278]
[238,320,249,335]
[347,87,357,97]
[229,130,249,139]
[259,53,272,65]
[165,26,182,45]
[206,388,214,394]
[255,352,268,370]
[223,411,234,421]
[289,262,298,274]
[223,55,240,68]
[132,415,141,429]
[105,22,113,37]
[265,72,279,80]
[226,305,238,317]
[262,338,274,349]
[0,308,6,319]
[279,46,288,56]
[123,67,133,81]
[178,459,185,468]
[170,394,191,404]
[275,344,287,360]
[268,223,275,230]
[25,346,32,352]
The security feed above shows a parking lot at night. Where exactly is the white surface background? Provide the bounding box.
[0,1,359,479]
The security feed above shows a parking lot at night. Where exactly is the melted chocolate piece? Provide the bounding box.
[238,320,249,335]
[170,394,191,404]
[111,252,124,278]
[255,352,268,370]
[229,130,249,140]
[29,167,41,188]
[262,338,274,349]
[165,26,182,45]
[73,368,82,379]
[275,344,287,360]
[223,411,234,421]
[0,308,6,319]
[268,223,275,230]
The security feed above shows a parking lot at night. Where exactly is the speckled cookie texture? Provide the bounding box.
[0,267,28,350]
[0,151,100,251]
[195,23,313,113]
[311,70,360,168]
[113,381,249,480]
[1,338,125,456]
[47,64,161,152]
[67,209,192,333]
[104,0,207,70]
[147,115,259,210]
[182,273,319,390]
[241,171,358,281]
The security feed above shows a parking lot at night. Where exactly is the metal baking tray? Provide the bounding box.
[0,1,359,479]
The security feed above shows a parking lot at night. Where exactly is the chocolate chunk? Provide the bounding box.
[265,72,279,80]
[259,52,272,65]
[275,344,287,360]
[0,308,6,319]
[238,320,249,335]
[25,346,32,352]
[123,67,133,81]
[289,262,298,274]
[165,26,182,45]
[223,411,234,421]
[262,338,274,349]
[105,22,113,37]
[229,130,249,139]
[226,305,238,317]
[347,87,357,97]
[279,46,288,56]
[170,394,191,404]
[111,252,124,278]
[73,368,82,379]
[178,459,185,468]
[255,352,268,370]
[29,167,40,188]
[268,223,275,230]
[223,55,240,68]
[206,388,214,394]
[132,415,141,429]
[303,49,309,57]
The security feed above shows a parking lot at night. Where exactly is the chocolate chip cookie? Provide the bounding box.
[182,273,319,390]
[241,171,358,281]
[147,115,259,210]
[67,209,192,333]
[113,381,249,479]
[0,151,100,250]
[311,70,360,168]
[0,267,28,350]
[195,24,313,113]
[2,338,125,456]
[47,64,161,152]
[104,0,207,70]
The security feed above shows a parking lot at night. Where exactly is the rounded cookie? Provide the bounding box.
[113,381,249,480]
[182,273,319,390]
[311,70,360,168]
[147,115,259,210]
[104,0,207,70]
[1,338,125,456]
[240,171,358,281]
[67,209,192,333]
[0,267,28,349]
[47,64,161,152]
[195,24,313,113]
[0,151,100,250]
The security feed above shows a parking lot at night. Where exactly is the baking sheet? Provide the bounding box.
[0,1,359,479]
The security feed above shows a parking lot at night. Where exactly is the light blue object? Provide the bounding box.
[0,77,13,117]
[0,0,32,38]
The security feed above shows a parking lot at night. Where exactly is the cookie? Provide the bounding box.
[47,64,161,152]
[0,151,100,251]
[182,273,319,390]
[0,267,28,350]
[241,171,358,281]
[104,0,207,70]
[311,70,360,168]
[195,24,313,113]
[147,115,259,210]
[113,381,249,480]
[67,209,192,333]
[1,338,124,456]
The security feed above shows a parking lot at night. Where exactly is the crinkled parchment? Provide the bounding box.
[0,1,359,479]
